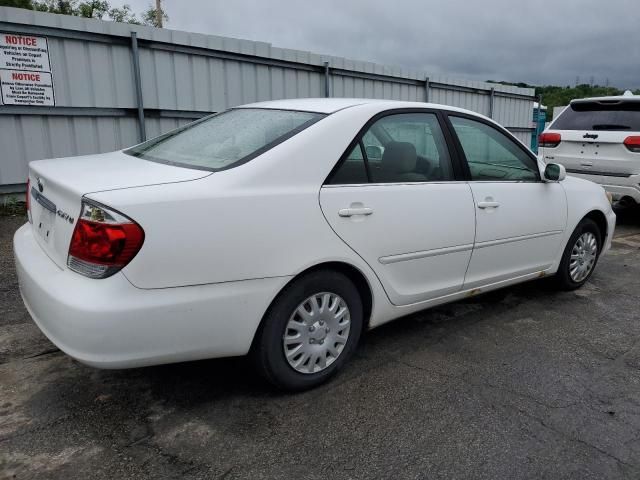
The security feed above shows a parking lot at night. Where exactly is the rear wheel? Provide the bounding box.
[252,270,363,391]
[553,218,602,290]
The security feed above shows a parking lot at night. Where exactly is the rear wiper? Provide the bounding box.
[591,124,631,130]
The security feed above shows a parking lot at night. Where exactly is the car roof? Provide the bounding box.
[238,97,485,117]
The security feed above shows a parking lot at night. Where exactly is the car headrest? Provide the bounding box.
[381,142,417,173]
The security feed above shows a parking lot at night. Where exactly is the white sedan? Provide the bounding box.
[14,98,615,390]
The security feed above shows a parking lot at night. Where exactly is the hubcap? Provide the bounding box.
[569,232,598,283]
[283,292,351,374]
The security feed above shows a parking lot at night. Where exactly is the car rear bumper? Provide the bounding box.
[602,180,640,203]
[567,172,640,203]
[13,223,290,369]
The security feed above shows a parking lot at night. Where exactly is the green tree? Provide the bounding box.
[106,4,140,24]
[32,0,76,14]
[0,0,35,8]
[77,0,109,18]
[1,0,154,25]
[141,5,167,27]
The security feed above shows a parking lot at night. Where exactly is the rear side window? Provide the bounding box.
[327,143,369,185]
[126,108,324,171]
[552,102,640,131]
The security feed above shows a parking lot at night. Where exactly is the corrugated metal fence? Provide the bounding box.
[0,6,535,193]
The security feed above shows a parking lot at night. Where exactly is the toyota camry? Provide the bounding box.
[14,98,616,390]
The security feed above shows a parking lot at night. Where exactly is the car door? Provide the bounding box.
[446,114,568,289]
[320,110,476,306]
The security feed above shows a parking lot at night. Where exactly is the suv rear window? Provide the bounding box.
[552,101,640,131]
[126,108,324,171]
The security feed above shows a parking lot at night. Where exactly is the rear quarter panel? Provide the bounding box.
[86,105,388,291]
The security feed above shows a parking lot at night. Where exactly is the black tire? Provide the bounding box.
[251,269,363,391]
[553,218,602,291]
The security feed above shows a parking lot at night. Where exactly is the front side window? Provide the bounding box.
[328,112,454,184]
[126,108,324,171]
[449,116,539,181]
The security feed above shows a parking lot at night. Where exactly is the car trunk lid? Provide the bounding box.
[28,151,209,269]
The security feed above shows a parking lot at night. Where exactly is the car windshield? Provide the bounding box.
[552,101,640,131]
[125,108,325,171]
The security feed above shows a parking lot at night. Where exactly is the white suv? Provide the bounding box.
[540,92,640,207]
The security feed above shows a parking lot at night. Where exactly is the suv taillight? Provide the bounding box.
[539,132,561,148]
[68,200,145,279]
[623,136,640,153]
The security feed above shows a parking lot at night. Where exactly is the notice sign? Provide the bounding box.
[0,70,54,106]
[0,34,51,72]
[0,33,54,106]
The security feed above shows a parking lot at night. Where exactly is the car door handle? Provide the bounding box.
[581,161,593,167]
[477,201,500,209]
[338,207,373,217]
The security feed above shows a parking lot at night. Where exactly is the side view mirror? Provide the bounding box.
[365,145,383,160]
[544,163,566,182]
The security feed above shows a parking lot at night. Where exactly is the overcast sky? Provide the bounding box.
[113,0,639,89]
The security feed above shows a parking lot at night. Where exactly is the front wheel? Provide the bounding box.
[251,270,363,391]
[553,218,602,290]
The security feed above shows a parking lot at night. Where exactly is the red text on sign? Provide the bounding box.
[4,35,38,46]
[12,72,41,81]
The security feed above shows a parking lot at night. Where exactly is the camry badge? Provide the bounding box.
[57,209,74,224]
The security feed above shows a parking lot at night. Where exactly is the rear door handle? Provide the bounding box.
[338,207,373,217]
[477,201,500,209]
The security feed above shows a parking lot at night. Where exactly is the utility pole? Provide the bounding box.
[155,0,163,28]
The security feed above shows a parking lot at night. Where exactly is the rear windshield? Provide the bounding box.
[125,108,324,171]
[552,101,640,131]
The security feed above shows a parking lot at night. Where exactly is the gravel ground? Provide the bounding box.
[1,209,640,480]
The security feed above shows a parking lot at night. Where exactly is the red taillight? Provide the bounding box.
[624,136,640,153]
[539,132,561,148]
[68,201,144,279]
[70,221,144,265]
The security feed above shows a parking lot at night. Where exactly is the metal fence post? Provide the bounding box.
[424,76,430,103]
[535,94,544,152]
[324,61,330,97]
[488,87,495,119]
[130,32,146,142]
